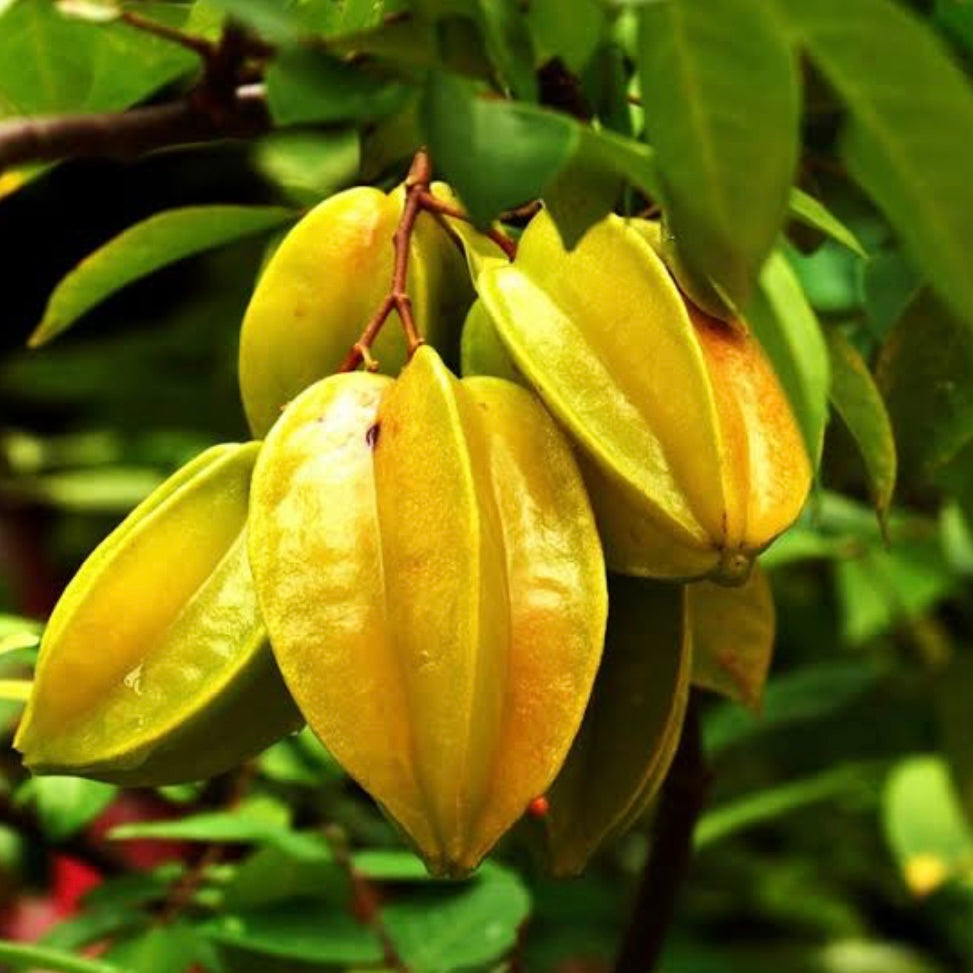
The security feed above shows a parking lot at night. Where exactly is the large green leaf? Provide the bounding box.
[0,2,199,117]
[637,0,799,308]
[383,863,531,972]
[30,205,296,347]
[781,0,973,331]
[876,290,973,482]
[421,72,577,224]
[826,327,897,520]
[265,48,408,125]
[746,250,831,464]
[204,904,384,965]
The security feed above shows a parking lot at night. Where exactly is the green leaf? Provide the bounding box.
[421,72,577,224]
[222,845,348,911]
[30,206,296,347]
[265,47,408,126]
[696,762,883,849]
[204,904,384,965]
[18,776,116,840]
[746,250,831,464]
[883,755,973,895]
[836,538,957,645]
[826,327,897,520]
[41,906,145,952]
[788,188,868,258]
[781,0,973,331]
[637,0,798,308]
[383,862,531,972]
[0,1,198,117]
[475,0,537,100]
[876,289,973,482]
[83,865,183,911]
[253,130,360,207]
[529,0,605,73]
[110,801,327,860]
[106,923,222,973]
[0,941,120,973]
[704,659,883,754]
[352,849,433,882]
[862,249,922,341]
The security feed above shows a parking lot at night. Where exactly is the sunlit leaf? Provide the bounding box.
[0,1,198,117]
[30,206,295,346]
[747,250,831,464]
[883,755,973,896]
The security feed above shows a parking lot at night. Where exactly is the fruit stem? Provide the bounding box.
[339,147,518,372]
[338,149,433,372]
[612,693,711,973]
[418,191,518,261]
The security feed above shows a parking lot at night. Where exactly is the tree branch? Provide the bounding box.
[0,84,271,174]
[613,693,711,973]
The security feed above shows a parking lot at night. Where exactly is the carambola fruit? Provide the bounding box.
[248,346,607,875]
[239,183,473,437]
[475,208,812,584]
[15,443,302,785]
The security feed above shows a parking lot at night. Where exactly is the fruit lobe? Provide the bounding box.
[238,183,472,437]
[475,208,811,583]
[15,443,302,785]
[248,347,607,875]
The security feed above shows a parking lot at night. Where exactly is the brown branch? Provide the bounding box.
[156,762,256,925]
[324,824,410,973]
[418,190,518,260]
[338,149,432,373]
[613,693,711,973]
[119,9,215,59]
[0,84,270,173]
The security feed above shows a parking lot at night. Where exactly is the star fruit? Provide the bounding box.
[239,182,473,437]
[15,443,302,785]
[248,345,607,876]
[473,208,812,584]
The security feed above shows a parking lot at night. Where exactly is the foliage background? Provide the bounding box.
[1,0,973,970]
